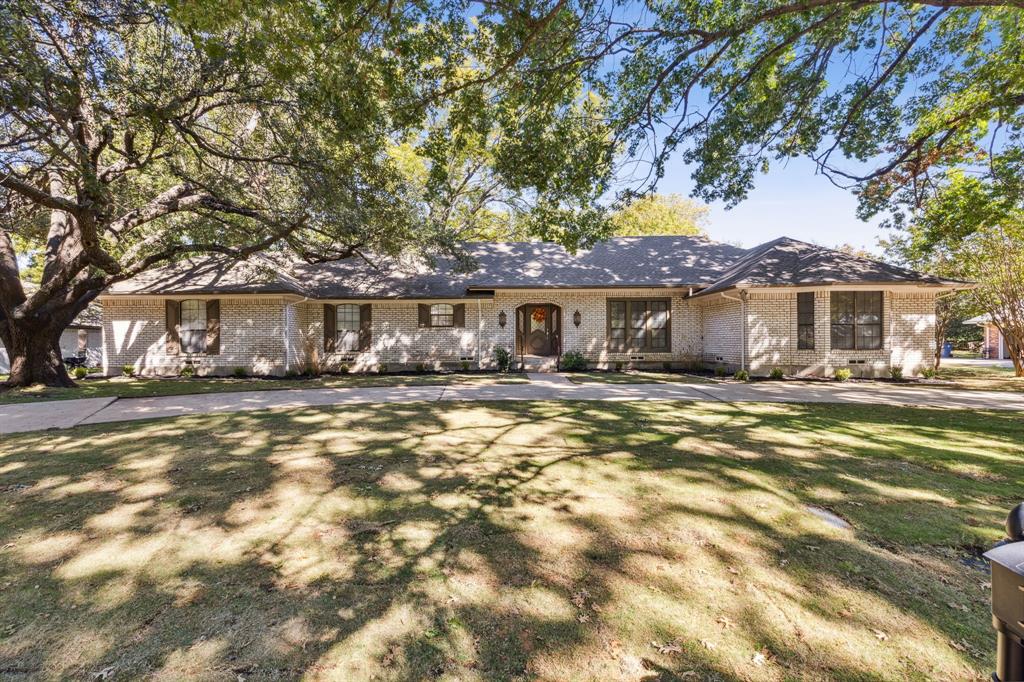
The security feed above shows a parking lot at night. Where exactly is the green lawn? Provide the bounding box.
[932,362,1023,392]
[0,372,527,404]
[566,370,713,385]
[1,400,1015,680]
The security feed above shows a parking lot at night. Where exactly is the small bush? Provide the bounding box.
[121,364,135,377]
[338,363,350,375]
[614,361,623,372]
[416,362,426,373]
[377,363,388,374]
[560,350,587,371]
[714,366,728,378]
[72,366,89,379]
[179,365,195,378]
[921,367,937,379]
[734,369,749,381]
[889,365,904,380]
[495,347,512,373]
[232,366,247,378]
[769,367,784,380]
[460,360,471,371]
[284,369,300,378]
[834,367,852,382]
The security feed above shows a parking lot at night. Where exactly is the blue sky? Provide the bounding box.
[656,153,885,255]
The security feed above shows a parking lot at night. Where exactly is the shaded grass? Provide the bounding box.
[931,363,1022,392]
[0,372,527,404]
[566,371,713,385]
[1,401,1018,680]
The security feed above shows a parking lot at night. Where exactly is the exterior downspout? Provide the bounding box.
[720,291,746,371]
[476,298,482,368]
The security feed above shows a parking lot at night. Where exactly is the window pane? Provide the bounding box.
[649,301,668,329]
[609,301,626,328]
[855,292,882,325]
[650,329,668,349]
[797,292,815,326]
[831,324,854,350]
[179,300,206,353]
[830,292,854,324]
[630,302,646,349]
[856,324,882,350]
[430,303,453,327]
[798,325,814,350]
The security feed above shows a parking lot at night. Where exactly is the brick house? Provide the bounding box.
[98,236,964,378]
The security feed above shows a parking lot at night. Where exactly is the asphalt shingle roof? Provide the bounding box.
[103,236,959,299]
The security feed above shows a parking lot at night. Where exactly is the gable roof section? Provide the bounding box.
[103,235,958,299]
[690,237,963,298]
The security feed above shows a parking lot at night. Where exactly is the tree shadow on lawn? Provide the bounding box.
[0,400,1017,679]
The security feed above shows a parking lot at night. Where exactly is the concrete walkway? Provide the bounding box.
[2,377,1023,435]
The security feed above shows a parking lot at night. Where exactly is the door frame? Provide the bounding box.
[514,303,562,358]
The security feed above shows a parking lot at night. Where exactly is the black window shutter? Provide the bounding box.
[418,304,430,328]
[358,304,372,351]
[205,299,220,355]
[453,303,466,328]
[165,300,181,354]
[323,304,336,352]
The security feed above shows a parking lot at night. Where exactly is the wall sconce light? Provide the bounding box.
[573,310,581,327]
[498,310,507,328]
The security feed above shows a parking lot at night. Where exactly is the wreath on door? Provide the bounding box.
[531,307,546,324]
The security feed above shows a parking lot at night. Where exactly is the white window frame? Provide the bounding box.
[180,299,207,354]
[430,303,454,328]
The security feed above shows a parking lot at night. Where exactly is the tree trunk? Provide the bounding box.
[1005,331,1024,378]
[1,322,74,388]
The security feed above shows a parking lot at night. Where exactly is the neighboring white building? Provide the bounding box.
[0,299,102,373]
[97,236,966,378]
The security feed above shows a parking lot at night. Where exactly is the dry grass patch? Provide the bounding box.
[0,401,1018,680]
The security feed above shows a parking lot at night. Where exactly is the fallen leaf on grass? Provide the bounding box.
[872,629,888,641]
[650,640,682,655]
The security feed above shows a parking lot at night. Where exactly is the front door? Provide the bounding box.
[525,305,553,356]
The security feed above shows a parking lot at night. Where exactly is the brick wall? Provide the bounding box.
[101,297,289,376]
[101,287,938,377]
[700,288,937,377]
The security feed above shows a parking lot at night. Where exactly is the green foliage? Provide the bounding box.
[921,367,937,379]
[890,366,904,381]
[714,366,728,378]
[121,365,135,377]
[609,194,708,237]
[377,364,388,375]
[232,367,247,378]
[560,351,587,371]
[494,348,512,373]
[834,368,852,382]
[769,367,784,380]
[338,364,350,375]
[72,366,88,380]
[608,3,1024,221]
[179,366,195,378]
[614,361,623,372]
[416,363,427,373]
[460,360,471,372]
[733,369,749,382]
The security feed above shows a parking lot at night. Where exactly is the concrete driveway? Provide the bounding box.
[2,377,1023,435]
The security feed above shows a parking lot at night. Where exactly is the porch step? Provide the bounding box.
[521,355,559,372]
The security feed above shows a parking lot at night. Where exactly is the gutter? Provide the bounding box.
[720,291,746,371]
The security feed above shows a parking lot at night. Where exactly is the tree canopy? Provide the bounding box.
[0,0,615,385]
[609,194,708,236]
[606,0,1024,223]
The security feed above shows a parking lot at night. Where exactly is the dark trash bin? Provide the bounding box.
[985,503,1024,681]
[942,342,953,358]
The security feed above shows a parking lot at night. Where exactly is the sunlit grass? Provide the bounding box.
[0,372,528,404]
[0,400,1018,679]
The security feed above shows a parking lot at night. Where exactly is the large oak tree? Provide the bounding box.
[0,0,615,386]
